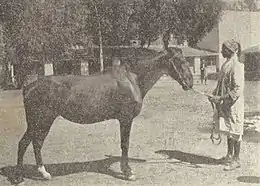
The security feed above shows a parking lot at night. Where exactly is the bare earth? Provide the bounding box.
[0,78,259,186]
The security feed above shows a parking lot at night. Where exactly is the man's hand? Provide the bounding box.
[208,95,222,104]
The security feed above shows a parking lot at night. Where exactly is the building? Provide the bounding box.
[150,38,219,77]
[241,44,260,80]
[197,10,260,72]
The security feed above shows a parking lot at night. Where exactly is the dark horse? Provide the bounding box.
[14,47,193,184]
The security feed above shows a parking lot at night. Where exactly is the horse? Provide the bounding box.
[13,47,193,184]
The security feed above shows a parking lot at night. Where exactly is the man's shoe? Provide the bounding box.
[218,155,233,164]
[223,159,241,171]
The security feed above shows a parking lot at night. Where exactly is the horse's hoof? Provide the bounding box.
[127,174,136,181]
[38,166,52,180]
[43,172,52,180]
[123,171,136,181]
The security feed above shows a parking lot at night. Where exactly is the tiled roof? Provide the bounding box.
[171,46,219,57]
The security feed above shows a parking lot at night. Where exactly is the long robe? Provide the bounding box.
[213,55,244,136]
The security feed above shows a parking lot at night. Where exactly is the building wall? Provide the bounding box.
[219,11,251,67]
[249,11,260,47]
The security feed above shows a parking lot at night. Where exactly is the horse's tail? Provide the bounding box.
[22,79,38,101]
[21,78,29,99]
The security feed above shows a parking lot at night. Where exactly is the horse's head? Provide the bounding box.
[164,47,193,90]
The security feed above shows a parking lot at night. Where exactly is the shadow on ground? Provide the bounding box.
[237,176,260,184]
[0,151,222,184]
[0,156,146,184]
[155,150,221,166]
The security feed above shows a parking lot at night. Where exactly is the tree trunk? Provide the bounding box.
[162,31,170,50]
[91,0,104,73]
[98,27,104,73]
[0,57,13,90]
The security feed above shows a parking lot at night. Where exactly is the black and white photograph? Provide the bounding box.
[0,0,259,185]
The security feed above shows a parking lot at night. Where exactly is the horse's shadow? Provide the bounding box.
[0,155,146,184]
[0,151,221,184]
[155,150,221,167]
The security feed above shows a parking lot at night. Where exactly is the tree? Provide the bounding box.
[166,0,224,47]
[1,0,93,87]
[1,0,224,85]
[244,0,258,11]
[85,0,223,48]
[223,0,260,11]
[0,0,25,89]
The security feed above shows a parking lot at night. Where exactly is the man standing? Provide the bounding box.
[209,39,244,171]
[200,60,208,85]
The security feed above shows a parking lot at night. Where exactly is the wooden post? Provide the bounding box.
[10,64,14,84]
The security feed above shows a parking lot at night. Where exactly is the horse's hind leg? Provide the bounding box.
[13,129,33,184]
[17,130,33,166]
[32,117,55,180]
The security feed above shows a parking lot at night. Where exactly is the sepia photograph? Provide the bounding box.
[0,0,259,185]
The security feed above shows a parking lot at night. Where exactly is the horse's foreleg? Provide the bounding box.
[119,118,136,180]
[32,126,52,180]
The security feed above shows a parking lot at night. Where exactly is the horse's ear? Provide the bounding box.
[167,47,184,59]
[170,47,183,55]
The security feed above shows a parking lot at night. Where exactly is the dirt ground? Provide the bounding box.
[0,78,259,186]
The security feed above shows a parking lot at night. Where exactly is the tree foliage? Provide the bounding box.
[244,0,259,11]
[223,0,260,11]
[1,0,224,58]
[0,0,224,87]
[86,0,224,47]
[173,0,224,47]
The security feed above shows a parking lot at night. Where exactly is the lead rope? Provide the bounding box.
[169,58,187,87]
[209,101,222,145]
[192,89,222,145]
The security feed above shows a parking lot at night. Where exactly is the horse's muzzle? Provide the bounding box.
[182,84,192,90]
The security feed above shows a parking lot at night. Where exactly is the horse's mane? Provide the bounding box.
[113,47,160,59]
[111,48,166,68]
[90,47,168,74]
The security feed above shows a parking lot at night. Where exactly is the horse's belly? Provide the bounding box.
[60,104,116,124]
[62,115,111,124]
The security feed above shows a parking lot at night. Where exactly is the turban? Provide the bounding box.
[223,39,239,53]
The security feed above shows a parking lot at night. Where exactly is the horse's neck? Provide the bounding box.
[139,70,163,98]
[137,61,164,98]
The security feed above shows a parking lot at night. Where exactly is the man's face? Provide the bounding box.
[221,45,233,59]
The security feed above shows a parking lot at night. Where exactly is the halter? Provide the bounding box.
[169,54,188,88]
[209,101,222,145]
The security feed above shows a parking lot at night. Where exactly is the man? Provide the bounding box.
[209,39,244,171]
[200,60,208,85]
